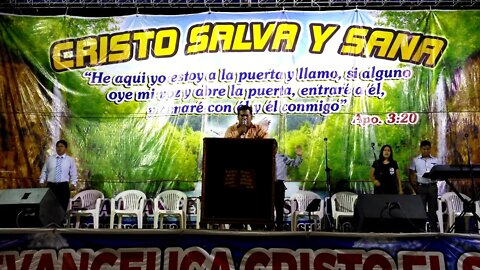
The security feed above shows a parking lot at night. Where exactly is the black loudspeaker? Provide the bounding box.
[355,194,427,233]
[0,188,65,228]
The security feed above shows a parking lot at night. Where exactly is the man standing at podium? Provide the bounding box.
[39,140,78,212]
[224,105,268,139]
[225,105,268,230]
[409,140,439,231]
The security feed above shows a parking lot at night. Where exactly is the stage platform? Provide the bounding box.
[0,228,479,270]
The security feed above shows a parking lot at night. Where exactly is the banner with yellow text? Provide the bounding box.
[0,10,479,197]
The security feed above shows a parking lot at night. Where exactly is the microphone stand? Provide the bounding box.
[465,134,480,232]
[324,138,334,231]
[446,133,480,233]
[371,143,378,195]
[466,134,476,201]
[324,138,332,198]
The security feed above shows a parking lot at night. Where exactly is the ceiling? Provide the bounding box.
[1,0,479,16]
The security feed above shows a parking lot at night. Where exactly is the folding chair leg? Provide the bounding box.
[93,215,99,229]
[291,214,297,231]
[138,214,143,229]
[75,215,81,228]
[118,216,123,229]
[153,214,159,229]
[110,215,115,229]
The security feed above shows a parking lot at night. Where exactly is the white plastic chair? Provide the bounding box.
[289,191,324,231]
[195,197,201,229]
[153,190,187,229]
[435,197,445,233]
[441,192,473,232]
[110,190,146,229]
[67,190,104,229]
[476,201,480,234]
[331,191,358,231]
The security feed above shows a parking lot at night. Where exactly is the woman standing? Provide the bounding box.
[370,145,403,194]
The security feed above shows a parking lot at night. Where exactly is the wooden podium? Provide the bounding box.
[201,138,276,227]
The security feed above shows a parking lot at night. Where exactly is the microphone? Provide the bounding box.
[465,133,469,138]
[371,142,375,150]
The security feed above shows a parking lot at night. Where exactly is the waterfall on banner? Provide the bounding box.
[433,74,449,196]
[433,74,448,164]
[49,80,64,151]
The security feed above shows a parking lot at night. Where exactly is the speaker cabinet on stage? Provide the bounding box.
[355,194,427,233]
[0,188,65,228]
[202,138,276,226]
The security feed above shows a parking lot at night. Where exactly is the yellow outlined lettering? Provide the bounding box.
[152,28,180,58]
[50,27,180,72]
[132,30,156,60]
[108,32,131,63]
[338,26,369,56]
[339,25,447,68]
[365,29,395,58]
[50,40,74,71]
[386,32,422,61]
[209,23,236,52]
[270,22,300,52]
[232,23,252,51]
[185,22,300,55]
[76,37,98,68]
[309,24,340,54]
[411,37,447,67]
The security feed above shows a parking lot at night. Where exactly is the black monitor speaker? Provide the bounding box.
[0,188,65,228]
[355,194,427,233]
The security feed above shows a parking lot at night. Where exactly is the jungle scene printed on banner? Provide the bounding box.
[0,10,479,197]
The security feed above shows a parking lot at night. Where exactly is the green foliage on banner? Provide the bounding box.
[1,10,480,197]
